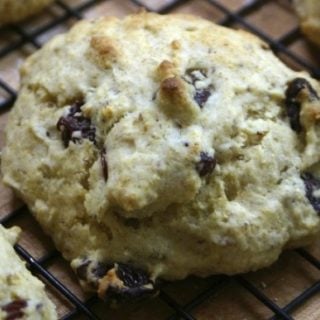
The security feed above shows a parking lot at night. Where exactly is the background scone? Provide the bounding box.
[293,0,320,46]
[0,225,57,319]
[0,0,54,25]
[2,12,320,301]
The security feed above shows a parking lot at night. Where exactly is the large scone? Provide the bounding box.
[0,225,57,319]
[293,0,320,46]
[0,0,53,25]
[2,12,320,300]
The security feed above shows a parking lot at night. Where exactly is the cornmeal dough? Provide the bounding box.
[0,0,53,25]
[0,225,57,319]
[2,12,320,301]
[293,0,320,46]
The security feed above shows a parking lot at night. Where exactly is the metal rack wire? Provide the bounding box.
[0,0,320,319]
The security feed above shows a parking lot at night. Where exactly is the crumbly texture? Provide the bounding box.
[293,0,320,46]
[0,0,53,25]
[0,225,57,319]
[2,12,320,299]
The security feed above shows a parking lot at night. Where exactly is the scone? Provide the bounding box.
[0,0,54,25]
[0,225,57,319]
[2,12,320,301]
[293,0,320,46]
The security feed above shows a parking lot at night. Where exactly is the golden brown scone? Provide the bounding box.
[0,0,54,25]
[293,0,320,46]
[2,12,320,302]
[0,225,57,319]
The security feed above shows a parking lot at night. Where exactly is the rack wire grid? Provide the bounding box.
[0,0,320,319]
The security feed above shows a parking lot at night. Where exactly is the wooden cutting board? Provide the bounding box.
[0,0,319,319]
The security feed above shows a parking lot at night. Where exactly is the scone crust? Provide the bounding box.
[293,0,320,46]
[2,12,320,297]
[0,0,53,25]
[0,225,57,319]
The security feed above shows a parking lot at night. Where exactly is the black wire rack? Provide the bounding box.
[0,0,320,319]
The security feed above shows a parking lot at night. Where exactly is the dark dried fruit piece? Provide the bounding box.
[184,68,212,108]
[285,78,319,132]
[75,259,111,289]
[2,299,27,320]
[196,152,216,177]
[57,100,96,147]
[92,262,111,279]
[75,259,157,302]
[100,148,108,181]
[117,263,150,289]
[75,259,91,280]
[301,172,320,213]
[194,89,211,108]
[98,263,156,302]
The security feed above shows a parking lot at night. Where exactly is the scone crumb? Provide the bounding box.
[89,36,119,68]
[158,76,199,124]
[156,60,177,80]
[171,40,181,50]
[100,105,115,121]
[98,267,124,299]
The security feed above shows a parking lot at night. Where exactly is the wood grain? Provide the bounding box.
[0,0,319,319]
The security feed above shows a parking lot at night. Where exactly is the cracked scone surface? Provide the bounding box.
[0,225,57,319]
[2,12,320,299]
[293,0,320,46]
[0,0,53,25]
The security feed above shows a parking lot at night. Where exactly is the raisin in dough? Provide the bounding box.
[0,0,53,25]
[2,12,320,301]
[293,0,320,46]
[0,225,57,319]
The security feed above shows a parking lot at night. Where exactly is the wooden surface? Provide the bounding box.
[0,0,320,319]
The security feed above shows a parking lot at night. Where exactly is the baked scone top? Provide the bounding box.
[2,12,320,297]
[0,225,57,319]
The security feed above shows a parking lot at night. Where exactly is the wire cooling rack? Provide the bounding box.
[0,0,320,319]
